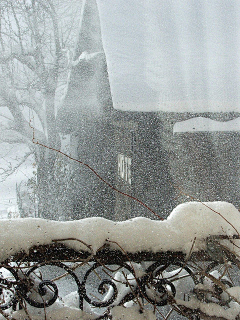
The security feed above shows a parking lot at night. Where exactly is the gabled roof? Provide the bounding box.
[62,0,240,115]
[96,0,240,113]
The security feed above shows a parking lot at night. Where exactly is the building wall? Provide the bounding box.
[159,113,240,210]
[113,112,177,220]
[112,111,240,220]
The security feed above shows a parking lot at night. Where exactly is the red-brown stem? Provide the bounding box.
[176,186,239,236]
[33,139,164,220]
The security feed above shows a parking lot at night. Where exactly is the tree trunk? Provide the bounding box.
[36,90,61,219]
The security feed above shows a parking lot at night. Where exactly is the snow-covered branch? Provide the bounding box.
[0,150,33,181]
[72,51,103,66]
[0,51,36,72]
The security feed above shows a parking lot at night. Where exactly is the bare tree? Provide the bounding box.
[0,0,82,218]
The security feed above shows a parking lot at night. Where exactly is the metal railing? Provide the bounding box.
[0,236,240,319]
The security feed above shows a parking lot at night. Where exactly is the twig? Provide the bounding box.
[175,185,240,236]
[29,121,163,220]
[106,239,167,320]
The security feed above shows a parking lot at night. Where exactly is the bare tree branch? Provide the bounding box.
[0,150,33,181]
[10,2,24,53]
[0,51,36,72]
[0,0,79,218]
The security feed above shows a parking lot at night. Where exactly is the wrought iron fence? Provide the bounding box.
[1,236,240,319]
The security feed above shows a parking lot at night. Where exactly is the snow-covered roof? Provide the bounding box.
[96,0,240,113]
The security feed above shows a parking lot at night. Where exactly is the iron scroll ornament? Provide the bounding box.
[79,261,136,309]
[139,260,198,306]
[0,260,197,312]
[0,241,239,319]
[0,262,82,310]
[24,262,82,308]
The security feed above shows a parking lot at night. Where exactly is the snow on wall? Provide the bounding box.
[8,305,157,320]
[177,297,240,320]
[0,201,239,262]
[173,117,240,133]
[96,0,240,113]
